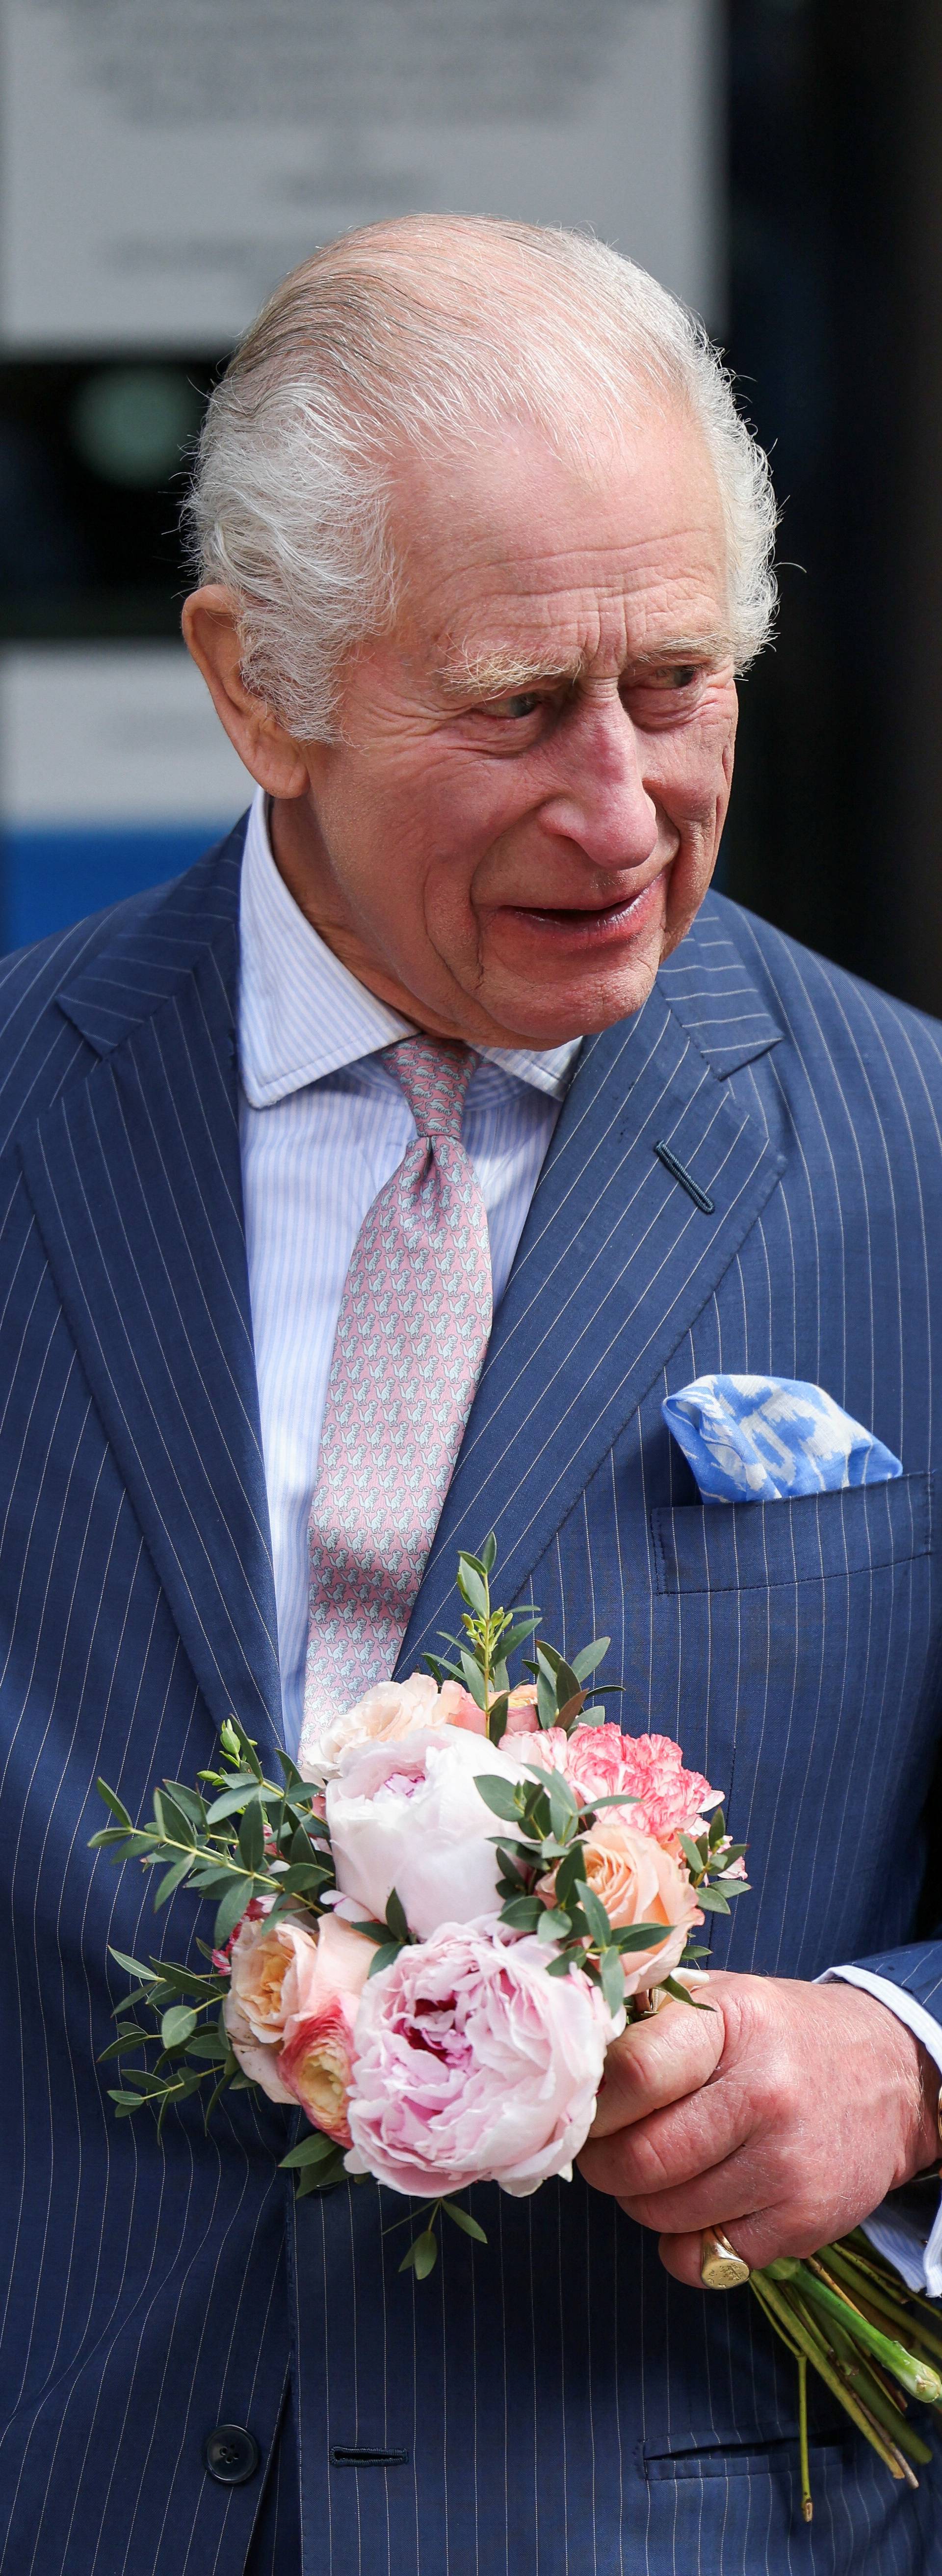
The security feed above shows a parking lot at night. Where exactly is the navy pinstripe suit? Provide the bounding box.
[1,815,941,2575]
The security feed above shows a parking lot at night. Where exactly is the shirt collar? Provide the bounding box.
[237,788,580,1110]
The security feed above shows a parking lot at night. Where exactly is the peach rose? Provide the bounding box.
[504,1685,540,1735]
[224,1911,317,2102]
[540,1816,703,1997]
[278,1915,373,2146]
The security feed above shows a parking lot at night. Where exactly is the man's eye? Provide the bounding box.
[487,691,544,721]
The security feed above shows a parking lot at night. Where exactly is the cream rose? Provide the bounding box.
[299,1672,480,1783]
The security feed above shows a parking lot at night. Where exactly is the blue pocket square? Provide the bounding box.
[662,1374,903,1504]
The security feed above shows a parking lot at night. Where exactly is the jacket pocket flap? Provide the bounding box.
[651,1470,934,1595]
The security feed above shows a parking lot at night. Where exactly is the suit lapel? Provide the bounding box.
[19,823,283,1756]
[399,905,785,1668]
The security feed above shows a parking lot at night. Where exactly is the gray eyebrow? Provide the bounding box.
[435,633,731,700]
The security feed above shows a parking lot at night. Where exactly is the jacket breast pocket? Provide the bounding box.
[651,1470,934,1595]
[647,1472,940,1977]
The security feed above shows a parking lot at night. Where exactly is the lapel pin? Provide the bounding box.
[653,1138,715,1214]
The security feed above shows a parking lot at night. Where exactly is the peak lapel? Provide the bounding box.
[19,827,283,1756]
[399,912,785,1668]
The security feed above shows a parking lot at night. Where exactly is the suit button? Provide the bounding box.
[203,2424,261,2485]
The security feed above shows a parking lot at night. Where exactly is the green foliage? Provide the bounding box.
[90,1715,338,2182]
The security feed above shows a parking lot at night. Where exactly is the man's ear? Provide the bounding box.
[182,586,311,798]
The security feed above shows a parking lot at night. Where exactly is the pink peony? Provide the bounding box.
[539,1815,703,1996]
[278,1915,373,2146]
[326,1727,527,1938]
[344,1918,622,2199]
[525,1723,715,1844]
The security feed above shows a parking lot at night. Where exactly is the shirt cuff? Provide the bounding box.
[823,1964,942,2296]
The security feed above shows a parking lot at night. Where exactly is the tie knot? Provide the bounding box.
[391,1035,475,1140]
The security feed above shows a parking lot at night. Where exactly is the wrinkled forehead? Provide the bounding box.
[387,404,731,675]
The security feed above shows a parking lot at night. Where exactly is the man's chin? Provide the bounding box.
[473,951,665,1049]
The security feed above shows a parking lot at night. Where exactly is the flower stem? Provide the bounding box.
[797,2271,942,2403]
[797,2356,812,2523]
[750,2278,906,2480]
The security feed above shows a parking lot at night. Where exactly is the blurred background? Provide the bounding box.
[0,0,939,1017]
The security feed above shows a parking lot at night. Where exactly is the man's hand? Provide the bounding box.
[577,1975,941,2287]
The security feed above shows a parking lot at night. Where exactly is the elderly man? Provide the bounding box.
[1,217,940,2576]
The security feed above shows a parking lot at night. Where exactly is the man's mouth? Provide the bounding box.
[498,876,662,944]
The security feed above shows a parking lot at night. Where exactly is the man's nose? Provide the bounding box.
[539,697,659,872]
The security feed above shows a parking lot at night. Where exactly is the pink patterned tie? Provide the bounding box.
[299,1035,493,1758]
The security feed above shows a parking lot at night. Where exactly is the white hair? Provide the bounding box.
[186,215,777,739]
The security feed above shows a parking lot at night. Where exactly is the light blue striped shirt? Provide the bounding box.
[237,788,580,1756]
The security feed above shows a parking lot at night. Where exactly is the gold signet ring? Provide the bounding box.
[701,2226,751,2289]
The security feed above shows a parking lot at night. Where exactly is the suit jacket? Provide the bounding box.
[1,816,941,2576]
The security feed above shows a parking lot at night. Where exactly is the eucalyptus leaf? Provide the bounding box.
[295,2149,347,2196]
[498,1896,543,1932]
[474,1774,523,1824]
[160,2003,198,2049]
[576,1880,612,1949]
[480,1532,497,1574]
[400,2227,438,2279]
[204,1782,265,1826]
[546,1773,578,1841]
[600,1947,627,2016]
[96,1780,133,1829]
[695,1886,732,1914]
[459,1652,488,1709]
[443,2200,488,2243]
[457,1558,488,1616]
[280,2130,343,2169]
[486,1693,509,1745]
[498,1615,542,1657]
[227,1716,263,1781]
[153,1853,194,1909]
[108,1947,158,1982]
[276,1747,305,1790]
[161,1780,208,1828]
[238,1801,265,1874]
[570,1637,611,1683]
[367,1942,405,1979]
[661,1974,715,2010]
[277,1862,331,1896]
[385,1887,409,1944]
[212,1878,253,1948]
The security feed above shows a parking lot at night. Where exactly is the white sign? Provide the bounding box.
[0,646,252,824]
[0,0,721,349]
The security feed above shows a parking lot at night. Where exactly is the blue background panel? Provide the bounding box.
[0,823,234,955]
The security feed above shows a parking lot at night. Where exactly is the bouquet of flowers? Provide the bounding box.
[93,1539,942,2520]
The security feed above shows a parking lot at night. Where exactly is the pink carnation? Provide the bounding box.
[344,1918,621,2200]
[525,1723,715,1844]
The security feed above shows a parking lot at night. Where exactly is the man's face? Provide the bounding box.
[273,405,738,1048]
